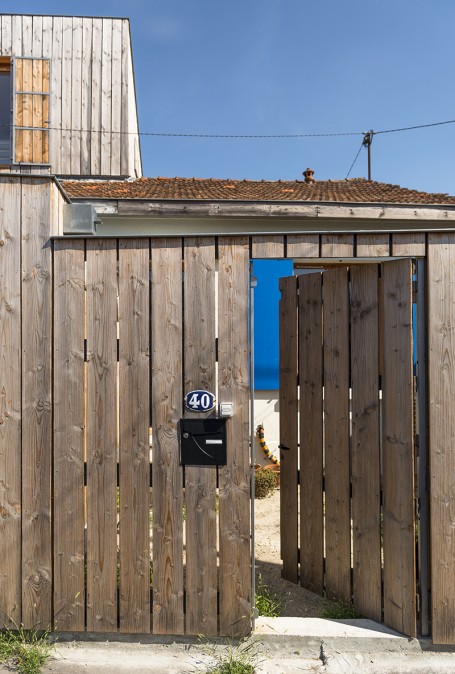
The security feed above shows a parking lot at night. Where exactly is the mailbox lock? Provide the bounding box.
[183,432,189,439]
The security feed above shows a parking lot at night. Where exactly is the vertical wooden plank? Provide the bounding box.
[14,58,24,164]
[21,178,52,628]
[356,234,390,257]
[53,240,85,631]
[90,18,102,175]
[70,17,83,175]
[21,59,33,163]
[31,59,43,164]
[392,233,426,257]
[110,21,122,176]
[22,16,32,57]
[279,276,298,584]
[427,234,455,644]
[100,19,113,176]
[120,20,130,176]
[41,16,53,58]
[323,267,351,603]
[11,16,22,58]
[251,235,284,258]
[321,234,354,258]
[151,239,184,635]
[0,178,22,626]
[350,265,381,621]
[1,15,12,55]
[298,273,323,593]
[118,239,150,633]
[218,237,251,636]
[60,18,72,174]
[50,16,63,174]
[86,239,118,632]
[41,60,50,165]
[184,238,217,635]
[382,259,416,637]
[31,15,42,58]
[80,18,93,175]
[286,235,319,258]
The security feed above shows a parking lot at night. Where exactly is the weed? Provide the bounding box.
[254,575,281,617]
[320,599,363,620]
[201,639,260,674]
[0,624,53,674]
[254,468,277,499]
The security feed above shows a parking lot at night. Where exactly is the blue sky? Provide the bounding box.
[2,0,455,194]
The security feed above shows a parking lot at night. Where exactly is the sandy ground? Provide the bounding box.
[254,487,327,617]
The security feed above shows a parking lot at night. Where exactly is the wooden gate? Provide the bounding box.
[279,260,418,637]
[52,237,251,636]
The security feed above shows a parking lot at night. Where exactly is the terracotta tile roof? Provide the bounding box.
[61,176,455,205]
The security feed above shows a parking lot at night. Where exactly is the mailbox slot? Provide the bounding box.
[179,417,227,466]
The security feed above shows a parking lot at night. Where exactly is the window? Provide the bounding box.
[0,57,11,164]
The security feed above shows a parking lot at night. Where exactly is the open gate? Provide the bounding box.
[279,259,424,637]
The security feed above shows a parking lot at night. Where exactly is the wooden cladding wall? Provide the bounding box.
[0,15,141,177]
[52,237,251,636]
[279,262,418,638]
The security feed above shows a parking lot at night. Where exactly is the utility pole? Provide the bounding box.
[362,130,374,180]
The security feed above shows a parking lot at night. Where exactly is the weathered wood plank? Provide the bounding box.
[110,21,122,176]
[279,276,299,584]
[11,16,23,58]
[120,20,130,176]
[60,19,73,174]
[286,235,319,258]
[100,19,113,176]
[427,234,455,644]
[381,259,416,637]
[298,272,323,593]
[90,18,102,175]
[350,265,381,621]
[0,15,12,55]
[218,237,251,636]
[70,17,83,175]
[53,240,85,631]
[323,267,351,603]
[356,234,390,257]
[21,178,52,628]
[50,16,63,173]
[252,235,284,258]
[151,239,184,634]
[22,16,32,57]
[321,235,354,257]
[80,18,93,175]
[392,233,426,257]
[0,178,22,626]
[184,238,218,635]
[41,59,50,164]
[86,239,118,632]
[118,239,151,633]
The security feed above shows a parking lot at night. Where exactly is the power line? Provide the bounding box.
[3,116,455,138]
[345,140,364,179]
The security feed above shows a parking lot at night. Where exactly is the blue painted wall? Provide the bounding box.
[253,259,293,390]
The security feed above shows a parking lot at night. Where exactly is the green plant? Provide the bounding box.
[254,575,281,617]
[0,624,53,674]
[320,599,363,620]
[203,640,258,674]
[254,468,277,499]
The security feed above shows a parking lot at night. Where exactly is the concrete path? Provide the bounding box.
[2,618,455,673]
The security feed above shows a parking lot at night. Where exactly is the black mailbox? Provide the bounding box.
[178,417,227,466]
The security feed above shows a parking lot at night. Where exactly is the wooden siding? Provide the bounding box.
[0,15,141,177]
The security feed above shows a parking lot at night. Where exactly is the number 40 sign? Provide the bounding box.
[185,389,216,413]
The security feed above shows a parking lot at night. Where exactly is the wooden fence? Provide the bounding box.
[1,233,251,636]
[280,260,418,637]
